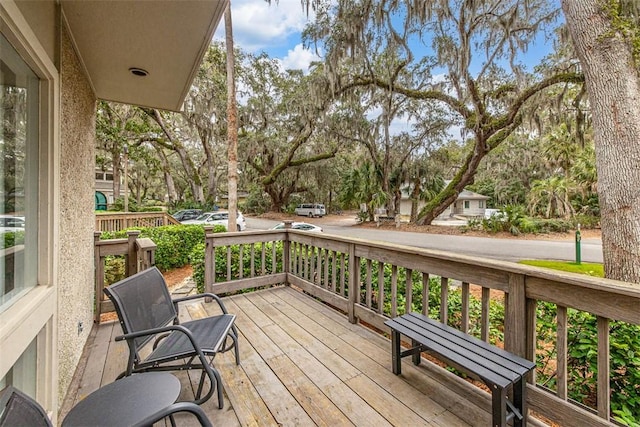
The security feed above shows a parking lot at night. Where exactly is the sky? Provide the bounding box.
[213,0,319,73]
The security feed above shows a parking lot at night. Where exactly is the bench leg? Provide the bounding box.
[391,329,401,375]
[411,339,421,366]
[513,377,527,427]
[491,386,507,427]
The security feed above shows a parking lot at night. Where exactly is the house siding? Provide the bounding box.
[56,24,96,400]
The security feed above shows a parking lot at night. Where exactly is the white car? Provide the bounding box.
[271,222,323,233]
[0,215,25,233]
[182,211,246,231]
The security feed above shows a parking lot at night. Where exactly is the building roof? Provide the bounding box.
[456,189,490,200]
[61,0,228,111]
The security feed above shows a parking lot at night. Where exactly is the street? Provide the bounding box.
[245,216,603,263]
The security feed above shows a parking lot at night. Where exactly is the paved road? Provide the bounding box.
[246,217,603,263]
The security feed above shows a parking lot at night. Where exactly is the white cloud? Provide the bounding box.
[280,44,320,73]
[215,0,314,53]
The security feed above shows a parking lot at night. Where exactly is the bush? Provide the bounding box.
[189,242,206,293]
[2,231,24,249]
[467,205,583,235]
[101,225,208,271]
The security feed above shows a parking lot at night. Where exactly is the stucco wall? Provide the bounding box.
[57,25,96,401]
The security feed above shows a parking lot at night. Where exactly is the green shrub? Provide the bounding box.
[101,225,208,271]
[189,242,206,293]
[2,231,24,249]
[534,303,640,424]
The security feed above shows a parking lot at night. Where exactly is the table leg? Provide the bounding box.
[513,377,527,427]
[391,329,401,375]
[492,386,507,427]
[411,338,421,366]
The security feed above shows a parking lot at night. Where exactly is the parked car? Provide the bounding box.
[172,209,203,222]
[271,222,323,233]
[182,211,246,231]
[294,203,326,217]
[0,215,25,233]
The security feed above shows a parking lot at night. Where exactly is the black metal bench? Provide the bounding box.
[384,312,535,427]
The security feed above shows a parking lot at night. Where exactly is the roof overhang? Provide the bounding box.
[61,0,227,112]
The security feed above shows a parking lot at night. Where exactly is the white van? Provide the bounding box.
[294,203,326,217]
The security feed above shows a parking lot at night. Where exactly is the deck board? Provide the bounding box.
[60,285,482,426]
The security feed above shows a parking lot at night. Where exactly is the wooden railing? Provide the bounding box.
[93,230,156,322]
[204,225,639,426]
[95,212,179,232]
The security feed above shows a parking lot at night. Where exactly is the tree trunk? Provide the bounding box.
[225,2,238,231]
[154,146,178,205]
[563,0,640,283]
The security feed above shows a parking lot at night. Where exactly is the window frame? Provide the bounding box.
[0,0,59,416]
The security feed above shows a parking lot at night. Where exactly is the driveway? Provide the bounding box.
[246,216,603,263]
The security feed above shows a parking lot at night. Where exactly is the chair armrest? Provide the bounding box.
[116,324,195,345]
[172,293,229,314]
[133,401,212,427]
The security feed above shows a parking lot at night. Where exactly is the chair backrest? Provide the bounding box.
[104,266,177,353]
[0,386,52,427]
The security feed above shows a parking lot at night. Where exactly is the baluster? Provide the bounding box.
[365,259,372,308]
[261,242,266,276]
[331,251,337,292]
[461,281,469,333]
[422,272,430,316]
[597,316,610,420]
[297,243,303,276]
[406,269,413,314]
[323,249,330,290]
[239,244,244,279]
[440,276,449,325]
[526,298,537,384]
[272,240,278,274]
[378,262,385,314]
[310,246,316,284]
[340,253,346,296]
[481,287,490,342]
[226,246,232,281]
[557,305,568,400]
[391,265,398,318]
[250,243,255,278]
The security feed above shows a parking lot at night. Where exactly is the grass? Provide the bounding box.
[519,260,604,277]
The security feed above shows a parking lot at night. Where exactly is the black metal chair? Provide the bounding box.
[104,266,239,408]
[0,384,215,427]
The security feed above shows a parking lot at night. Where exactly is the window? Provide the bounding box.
[0,33,39,313]
[464,200,470,209]
[0,335,37,398]
[479,200,485,209]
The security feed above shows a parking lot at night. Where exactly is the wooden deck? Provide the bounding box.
[60,286,517,426]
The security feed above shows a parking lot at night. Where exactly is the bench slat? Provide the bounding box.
[386,318,516,388]
[403,312,534,374]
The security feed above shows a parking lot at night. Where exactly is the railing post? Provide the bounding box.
[204,226,214,294]
[348,243,358,324]
[505,273,527,357]
[94,231,103,324]
[283,221,292,279]
[135,238,156,272]
[126,230,140,276]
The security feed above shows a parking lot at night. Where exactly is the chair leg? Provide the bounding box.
[212,367,224,409]
[232,332,240,365]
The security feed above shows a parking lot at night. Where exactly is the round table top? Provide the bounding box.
[62,373,181,427]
